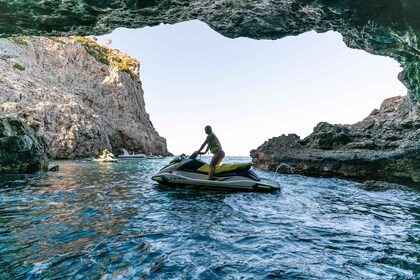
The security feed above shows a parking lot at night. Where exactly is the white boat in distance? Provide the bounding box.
[93,156,118,162]
[117,149,147,159]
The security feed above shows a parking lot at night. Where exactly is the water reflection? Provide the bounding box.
[0,158,418,279]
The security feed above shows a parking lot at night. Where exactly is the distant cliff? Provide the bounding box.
[0,36,168,159]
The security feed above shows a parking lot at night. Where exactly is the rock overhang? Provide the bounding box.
[0,0,419,103]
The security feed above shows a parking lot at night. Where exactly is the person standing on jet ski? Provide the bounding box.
[196,125,225,180]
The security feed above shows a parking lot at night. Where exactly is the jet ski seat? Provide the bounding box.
[197,162,253,174]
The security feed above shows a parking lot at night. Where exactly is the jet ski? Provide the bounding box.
[152,152,280,192]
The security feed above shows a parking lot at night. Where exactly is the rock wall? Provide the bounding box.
[0,1,419,179]
[0,118,48,174]
[0,1,419,104]
[0,37,168,159]
[251,96,420,186]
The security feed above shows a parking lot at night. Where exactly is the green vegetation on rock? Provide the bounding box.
[13,63,25,71]
[72,36,139,74]
[8,36,28,45]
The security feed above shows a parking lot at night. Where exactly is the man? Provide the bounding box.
[196,125,225,180]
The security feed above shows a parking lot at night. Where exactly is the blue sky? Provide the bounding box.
[98,20,406,156]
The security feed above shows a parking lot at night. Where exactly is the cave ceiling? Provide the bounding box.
[0,0,419,103]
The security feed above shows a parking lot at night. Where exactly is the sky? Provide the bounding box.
[97,20,406,156]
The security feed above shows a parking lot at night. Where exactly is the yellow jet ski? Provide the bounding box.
[152,152,280,192]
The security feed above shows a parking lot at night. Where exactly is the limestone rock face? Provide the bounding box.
[251,96,420,186]
[0,37,168,159]
[0,118,48,174]
[0,1,419,104]
[0,1,419,179]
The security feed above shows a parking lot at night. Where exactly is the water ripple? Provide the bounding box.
[0,158,419,279]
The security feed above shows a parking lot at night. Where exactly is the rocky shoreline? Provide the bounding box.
[0,1,420,181]
[251,96,420,187]
[0,37,169,174]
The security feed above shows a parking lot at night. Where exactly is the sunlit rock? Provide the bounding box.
[0,0,419,103]
[0,36,168,160]
[251,96,420,186]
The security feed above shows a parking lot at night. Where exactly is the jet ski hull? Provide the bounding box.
[152,170,280,192]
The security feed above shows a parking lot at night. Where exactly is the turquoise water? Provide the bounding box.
[0,156,419,279]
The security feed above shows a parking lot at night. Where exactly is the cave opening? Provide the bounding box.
[96,20,406,156]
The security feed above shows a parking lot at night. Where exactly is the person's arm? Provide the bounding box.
[202,146,209,154]
[197,140,208,154]
[197,135,213,154]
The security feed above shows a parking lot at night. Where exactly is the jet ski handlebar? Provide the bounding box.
[189,151,199,159]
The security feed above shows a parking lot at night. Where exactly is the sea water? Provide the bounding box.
[0,156,418,279]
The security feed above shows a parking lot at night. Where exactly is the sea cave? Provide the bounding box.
[0,0,419,185]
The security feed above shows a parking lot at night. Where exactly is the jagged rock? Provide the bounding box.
[0,37,168,159]
[0,118,48,174]
[251,96,420,187]
[304,122,353,150]
[0,1,419,105]
[0,1,419,178]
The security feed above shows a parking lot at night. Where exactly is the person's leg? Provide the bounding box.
[215,150,225,166]
[209,150,224,180]
[209,157,217,180]
[208,165,215,180]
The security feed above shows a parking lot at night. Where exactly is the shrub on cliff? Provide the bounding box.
[13,63,25,71]
[72,36,139,74]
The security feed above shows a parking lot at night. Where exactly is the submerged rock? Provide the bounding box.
[48,165,59,172]
[0,118,48,174]
[358,180,410,192]
[251,96,420,187]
